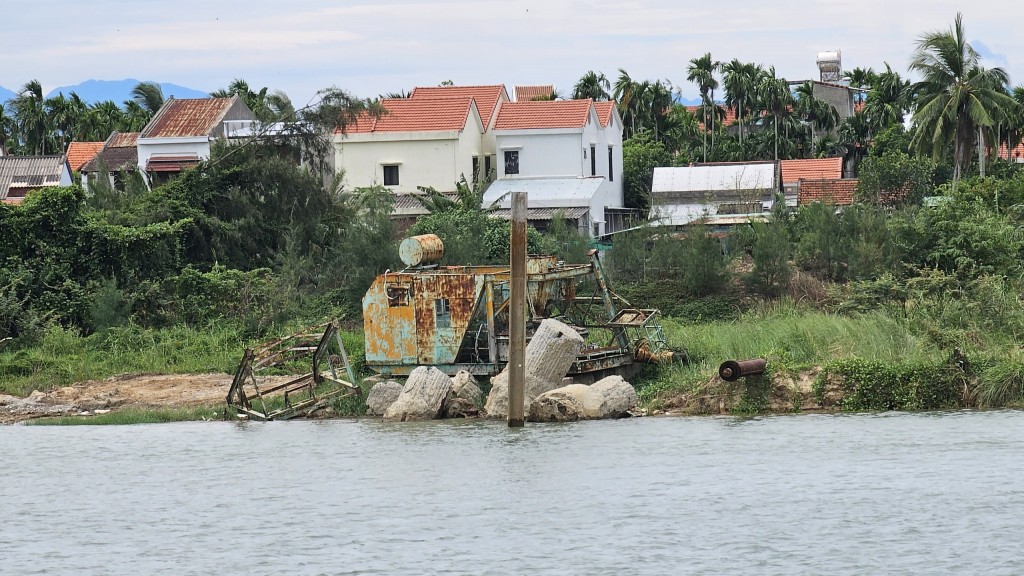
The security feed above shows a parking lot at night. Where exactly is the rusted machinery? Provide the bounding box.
[718,358,768,382]
[363,235,672,382]
[226,320,360,420]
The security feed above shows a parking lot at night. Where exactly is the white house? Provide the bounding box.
[650,162,780,226]
[333,96,486,194]
[486,98,626,236]
[136,95,255,187]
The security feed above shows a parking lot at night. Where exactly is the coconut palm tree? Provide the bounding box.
[909,13,1017,184]
[131,81,165,115]
[613,69,639,137]
[687,53,719,161]
[573,71,611,101]
[0,102,16,155]
[13,80,47,155]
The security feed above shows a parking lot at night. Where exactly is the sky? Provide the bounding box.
[2,0,1023,106]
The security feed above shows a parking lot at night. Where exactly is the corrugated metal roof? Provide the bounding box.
[389,192,460,216]
[145,154,201,172]
[107,131,140,148]
[483,177,604,209]
[0,156,65,198]
[490,206,590,220]
[652,163,778,195]
[141,96,239,138]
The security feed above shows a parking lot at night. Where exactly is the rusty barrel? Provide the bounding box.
[399,234,445,267]
[718,358,767,382]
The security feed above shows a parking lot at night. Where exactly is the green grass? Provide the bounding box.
[636,300,943,404]
[27,406,226,426]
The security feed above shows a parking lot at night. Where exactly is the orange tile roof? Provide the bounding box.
[409,85,507,129]
[781,158,843,184]
[493,99,593,130]
[999,142,1024,161]
[595,101,616,127]
[141,96,240,138]
[65,141,104,172]
[514,85,555,101]
[344,97,477,134]
[687,105,739,128]
[798,178,858,206]
[107,131,140,148]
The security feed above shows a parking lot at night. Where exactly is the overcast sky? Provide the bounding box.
[2,0,1022,105]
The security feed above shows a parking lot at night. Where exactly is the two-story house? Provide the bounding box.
[136,95,255,186]
[482,99,626,236]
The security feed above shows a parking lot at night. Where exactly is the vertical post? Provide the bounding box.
[508,192,527,428]
[484,277,497,364]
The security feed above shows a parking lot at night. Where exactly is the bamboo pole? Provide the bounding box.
[508,192,527,427]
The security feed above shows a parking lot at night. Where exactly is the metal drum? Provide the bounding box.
[399,234,445,267]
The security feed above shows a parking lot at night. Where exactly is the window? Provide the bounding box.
[435,298,451,328]
[383,165,399,186]
[485,155,492,178]
[472,156,480,182]
[386,285,411,307]
[504,150,519,175]
[608,146,614,182]
[590,144,596,176]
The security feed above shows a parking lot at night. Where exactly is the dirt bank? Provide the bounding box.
[0,373,237,424]
[655,368,825,416]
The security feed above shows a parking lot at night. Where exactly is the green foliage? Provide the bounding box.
[745,205,792,296]
[856,151,935,206]
[814,358,962,411]
[87,278,130,332]
[28,407,224,426]
[410,208,549,266]
[622,132,672,212]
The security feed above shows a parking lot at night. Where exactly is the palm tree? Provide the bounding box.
[573,71,611,101]
[131,81,165,115]
[864,63,912,133]
[0,102,16,155]
[757,67,793,161]
[723,60,761,148]
[909,13,1017,184]
[687,53,719,161]
[13,80,47,155]
[45,93,75,153]
[794,81,840,156]
[613,69,639,136]
[843,67,877,104]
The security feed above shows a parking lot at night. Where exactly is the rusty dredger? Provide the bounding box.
[362,235,673,383]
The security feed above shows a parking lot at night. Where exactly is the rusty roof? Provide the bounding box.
[141,96,240,138]
[514,85,555,101]
[493,99,594,130]
[0,156,66,199]
[781,158,843,184]
[345,97,478,134]
[798,178,858,206]
[65,141,104,172]
[409,85,508,128]
[81,146,138,174]
[107,131,140,148]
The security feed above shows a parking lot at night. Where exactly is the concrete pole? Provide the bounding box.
[508,191,527,427]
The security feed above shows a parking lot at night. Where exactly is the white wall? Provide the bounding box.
[136,138,211,173]
[335,131,484,193]
[496,131,583,179]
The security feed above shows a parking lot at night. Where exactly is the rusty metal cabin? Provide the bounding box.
[363,235,670,380]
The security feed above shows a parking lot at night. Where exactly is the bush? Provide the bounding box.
[814,358,962,411]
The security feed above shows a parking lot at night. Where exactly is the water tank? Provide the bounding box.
[817,50,842,82]
[399,234,445,267]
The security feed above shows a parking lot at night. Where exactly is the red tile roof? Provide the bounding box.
[344,97,478,134]
[781,158,843,184]
[687,105,739,128]
[999,142,1024,161]
[141,96,239,139]
[595,101,616,127]
[66,142,104,172]
[107,131,140,148]
[409,85,507,129]
[514,85,555,101]
[493,99,594,130]
[798,178,858,206]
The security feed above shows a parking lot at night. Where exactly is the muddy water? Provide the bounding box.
[2,411,1023,575]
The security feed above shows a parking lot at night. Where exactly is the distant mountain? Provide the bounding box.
[673,95,703,106]
[44,79,208,104]
[0,85,16,104]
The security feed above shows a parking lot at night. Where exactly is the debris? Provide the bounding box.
[383,366,453,422]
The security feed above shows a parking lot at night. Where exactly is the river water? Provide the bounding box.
[2,410,1022,575]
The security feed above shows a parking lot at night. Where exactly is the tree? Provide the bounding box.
[573,71,611,101]
[909,13,1016,186]
[131,81,165,115]
[722,60,761,148]
[864,63,912,133]
[856,151,934,207]
[745,197,792,296]
[757,67,794,161]
[0,102,15,155]
[622,132,672,213]
[794,81,840,157]
[13,80,47,155]
[687,53,719,161]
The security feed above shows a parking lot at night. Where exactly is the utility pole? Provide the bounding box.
[508,192,527,427]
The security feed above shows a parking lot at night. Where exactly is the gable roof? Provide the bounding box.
[798,178,858,206]
[0,156,66,201]
[66,142,104,172]
[781,158,843,184]
[594,101,616,127]
[107,131,140,148]
[493,99,594,130]
[344,97,479,134]
[82,146,138,174]
[652,162,778,196]
[514,85,555,101]
[140,96,241,139]
[409,85,508,129]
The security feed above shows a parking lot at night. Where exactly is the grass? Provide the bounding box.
[636,300,943,405]
[27,406,226,426]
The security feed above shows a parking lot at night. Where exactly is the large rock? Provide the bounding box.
[527,376,638,422]
[484,318,584,418]
[365,380,403,416]
[383,367,453,422]
[444,371,483,418]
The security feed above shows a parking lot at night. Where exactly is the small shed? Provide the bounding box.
[650,162,780,226]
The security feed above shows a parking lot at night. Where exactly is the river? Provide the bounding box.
[2,410,1022,575]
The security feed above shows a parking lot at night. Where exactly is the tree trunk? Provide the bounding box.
[774,117,779,161]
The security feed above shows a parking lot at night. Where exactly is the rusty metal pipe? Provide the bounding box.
[718,358,768,382]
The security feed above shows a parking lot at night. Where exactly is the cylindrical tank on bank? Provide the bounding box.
[399,234,445,267]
